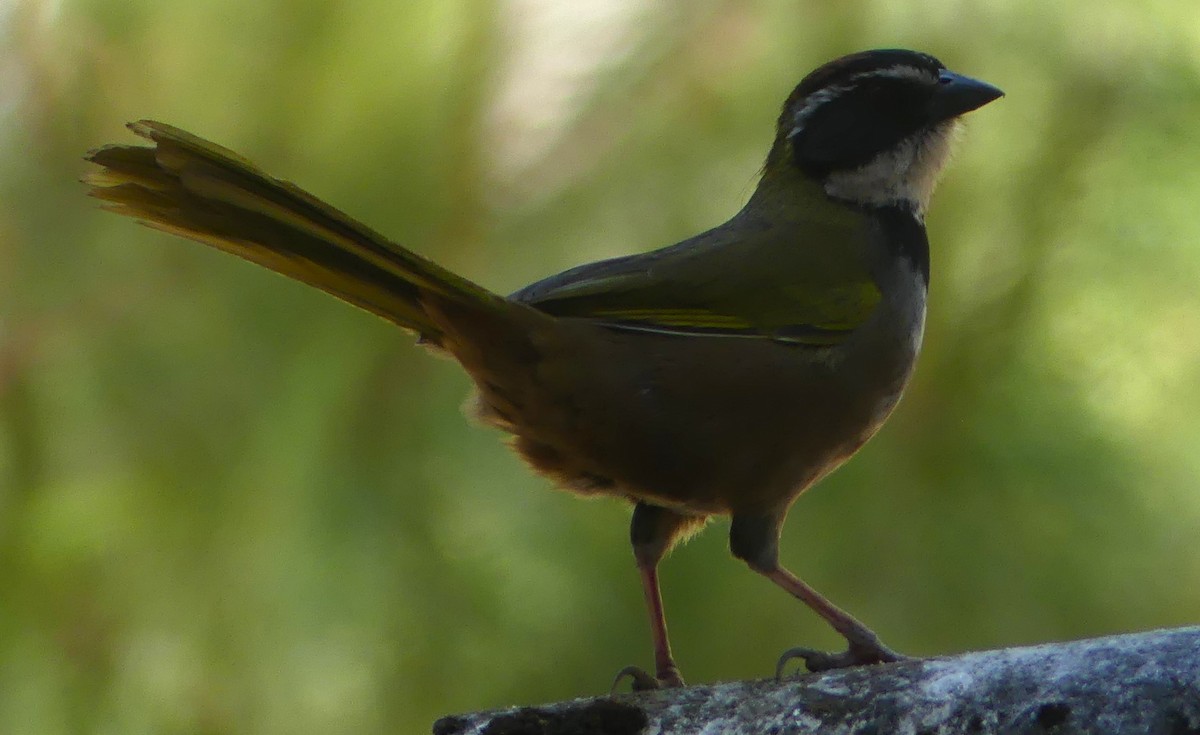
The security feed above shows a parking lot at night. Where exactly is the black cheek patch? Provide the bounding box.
[792,80,930,177]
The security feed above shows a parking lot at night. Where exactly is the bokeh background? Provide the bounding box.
[3,0,1200,732]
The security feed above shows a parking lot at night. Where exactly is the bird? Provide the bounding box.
[84,48,1002,689]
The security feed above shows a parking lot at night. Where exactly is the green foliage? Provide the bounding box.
[3,1,1200,732]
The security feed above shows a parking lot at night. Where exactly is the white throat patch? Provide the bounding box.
[821,120,960,214]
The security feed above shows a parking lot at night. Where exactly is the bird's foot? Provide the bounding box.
[775,636,912,678]
[611,664,685,692]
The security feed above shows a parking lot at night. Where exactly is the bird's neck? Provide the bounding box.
[747,167,930,287]
[865,205,930,286]
[745,166,838,219]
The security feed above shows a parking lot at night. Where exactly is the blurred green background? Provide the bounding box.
[3,0,1200,732]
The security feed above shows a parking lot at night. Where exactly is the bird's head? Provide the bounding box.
[765,49,1003,214]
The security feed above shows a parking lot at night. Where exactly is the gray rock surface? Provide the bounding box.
[434,627,1200,734]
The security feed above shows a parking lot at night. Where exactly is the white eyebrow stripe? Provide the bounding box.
[790,65,937,131]
[864,65,935,83]
[792,85,849,127]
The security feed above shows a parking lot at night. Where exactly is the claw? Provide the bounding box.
[775,640,911,679]
[611,664,685,692]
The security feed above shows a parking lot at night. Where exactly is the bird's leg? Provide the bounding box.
[764,565,910,675]
[612,502,700,691]
[729,513,910,675]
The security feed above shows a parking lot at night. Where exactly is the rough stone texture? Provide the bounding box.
[433,627,1200,734]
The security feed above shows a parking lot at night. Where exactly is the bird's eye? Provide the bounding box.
[938,73,953,85]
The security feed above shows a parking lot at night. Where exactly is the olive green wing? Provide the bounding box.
[512,210,880,347]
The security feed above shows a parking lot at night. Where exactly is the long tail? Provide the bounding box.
[84,120,505,345]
